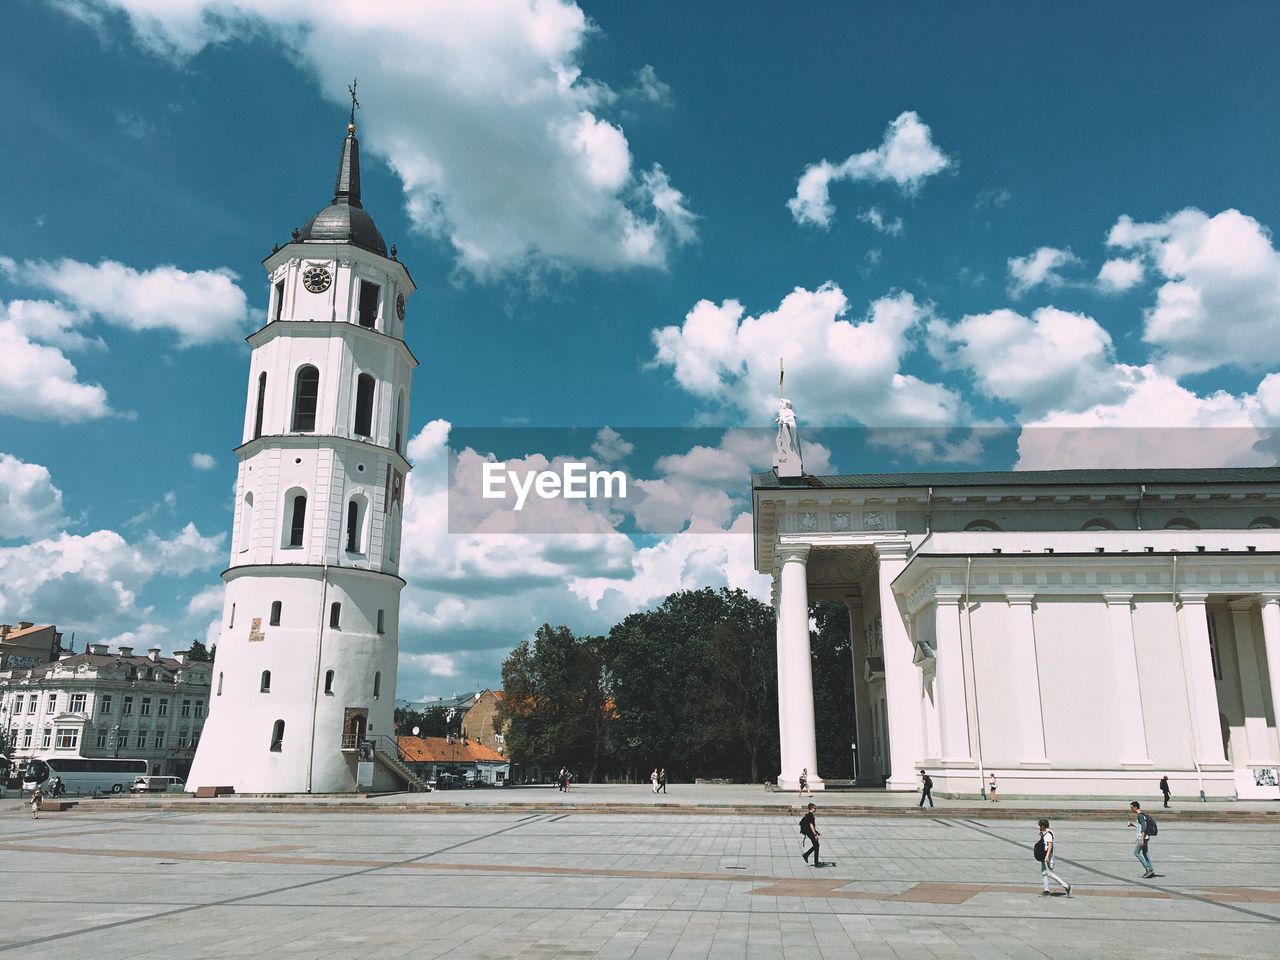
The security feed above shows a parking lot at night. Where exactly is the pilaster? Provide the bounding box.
[1006,595,1049,764]
[1178,593,1228,765]
[1104,594,1150,765]
[876,541,925,790]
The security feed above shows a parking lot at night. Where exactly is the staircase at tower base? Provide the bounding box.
[342,733,431,792]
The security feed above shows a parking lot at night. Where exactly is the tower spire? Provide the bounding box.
[333,80,362,209]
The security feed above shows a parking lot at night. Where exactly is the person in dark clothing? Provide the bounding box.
[1159,775,1171,808]
[918,769,934,808]
[800,803,821,866]
[658,769,668,793]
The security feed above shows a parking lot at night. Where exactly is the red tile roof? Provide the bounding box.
[397,735,507,763]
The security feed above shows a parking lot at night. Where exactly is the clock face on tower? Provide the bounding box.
[395,293,406,321]
[302,265,332,294]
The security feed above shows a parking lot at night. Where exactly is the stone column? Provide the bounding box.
[934,596,973,763]
[1231,599,1273,764]
[776,545,821,790]
[846,595,876,785]
[1257,596,1280,762]
[1178,593,1228,765]
[1006,595,1049,763]
[1104,594,1150,765]
[875,542,925,790]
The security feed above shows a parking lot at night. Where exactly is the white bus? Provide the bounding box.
[22,756,149,795]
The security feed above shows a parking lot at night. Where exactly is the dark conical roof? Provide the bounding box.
[296,123,387,257]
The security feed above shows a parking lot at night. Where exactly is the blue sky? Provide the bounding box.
[3,1,1280,696]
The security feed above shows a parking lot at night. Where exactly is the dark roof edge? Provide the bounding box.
[753,467,1280,490]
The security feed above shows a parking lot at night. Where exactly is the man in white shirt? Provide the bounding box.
[1128,801,1155,878]
[1037,819,1072,896]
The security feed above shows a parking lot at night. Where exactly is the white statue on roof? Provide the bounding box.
[774,397,804,478]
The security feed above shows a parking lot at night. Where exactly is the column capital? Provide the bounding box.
[776,544,810,565]
[1178,592,1209,606]
[1258,594,1280,608]
[873,540,911,561]
[1102,593,1134,606]
[935,594,963,608]
[1006,594,1036,607]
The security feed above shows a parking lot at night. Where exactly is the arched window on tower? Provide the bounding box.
[330,602,342,629]
[253,372,267,439]
[357,280,380,328]
[373,671,381,700]
[260,670,271,693]
[376,609,385,635]
[269,600,282,626]
[353,374,375,437]
[238,492,253,553]
[291,365,320,432]
[345,496,367,554]
[286,492,307,548]
[217,672,223,696]
[273,279,285,323]
[324,670,334,695]
[394,390,406,455]
[270,719,285,751]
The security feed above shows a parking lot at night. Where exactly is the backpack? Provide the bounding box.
[1140,813,1158,837]
[1033,837,1046,862]
[923,775,933,789]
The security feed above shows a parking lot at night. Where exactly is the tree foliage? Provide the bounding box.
[394,706,460,738]
[186,639,213,662]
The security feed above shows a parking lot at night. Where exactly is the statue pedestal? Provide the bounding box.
[774,456,803,479]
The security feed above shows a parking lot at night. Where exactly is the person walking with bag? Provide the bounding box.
[988,772,999,802]
[798,768,812,798]
[30,786,43,820]
[1128,801,1157,878]
[918,769,934,808]
[799,803,822,867]
[1159,775,1171,808]
[658,768,668,794]
[1035,819,1072,897]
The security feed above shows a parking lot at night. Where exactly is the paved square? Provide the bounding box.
[1,801,1277,958]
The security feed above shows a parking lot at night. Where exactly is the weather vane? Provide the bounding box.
[348,78,360,129]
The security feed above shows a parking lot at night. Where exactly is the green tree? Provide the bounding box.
[810,601,857,780]
[497,624,612,782]
[394,706,458,738]
[186,639,213,662]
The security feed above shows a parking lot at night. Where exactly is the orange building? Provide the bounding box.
[396,734,509,786]
[460,689,507,752]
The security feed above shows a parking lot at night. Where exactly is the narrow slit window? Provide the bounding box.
[238,493,253,553]
[291,365,319,432]
[260,670,271,693]
[254,372,267,439]
[217,672,223,696]
[329,602,341,629]
[273,279,285,322]
[288,494,307,548]
[394,391,406,455]
[353,373,375,437]
[373,671,381,699]
[346,499,362,553]
[358,280,380,328]
[324,670,334,695]
[376,609,385,634]
[269,600,282,626]
[270,719,285,751]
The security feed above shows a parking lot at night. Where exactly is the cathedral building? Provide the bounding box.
[188,105,417,793]
[755,437,1280,800]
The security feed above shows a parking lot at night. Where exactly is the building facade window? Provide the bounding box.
[14,694,23,713]
[135,731,147,750]
[153,731,165,750]
[287,493,307,548]
[177,731,188,749]
[273,279,285,323]
[70,693,87,712]
[270,600,282,626]
[395,390,406,455]
[324,670,334,695]
[357,280,379,328]
[158,698,169,718]
[291,365,320,432]
[21,729,33,748]
[27,698,36,714]
[96,730,108,749]
[330,602,342,629]
[377,609,385,634]
[345,498,364,553]
[353,373,375,437]
[270,719,285,751]
[260,671,271,693]
[99,694,112,714]
[46,694,57,714]
[195,700,205,718]
[41,728,52,749]
[182,698,192,717]
[254,371,268,440]
[373,671,381,700]
[140,698,152,717]
[56,728,78,750]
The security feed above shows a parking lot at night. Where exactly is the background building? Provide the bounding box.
[0,644,212,782]
[460,689,506,752]
[0,622,64,670]
[396,734,509,786]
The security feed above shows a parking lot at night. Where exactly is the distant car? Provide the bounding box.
[130,775,186,794]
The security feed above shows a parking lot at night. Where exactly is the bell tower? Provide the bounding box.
[189,97,417,793]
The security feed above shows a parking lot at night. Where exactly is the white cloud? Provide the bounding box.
[651,284,965,426]
[0,311,113,422]
[8,257,252,346]
[631,64,671,105]
[0,454,68,539]
[1007,246,1080,298]
[930,307,1126,418]
[1107,208,1280,375]
[67,0,696,277]
[591,426,633,463]
[190,452,216,470]
[858,207,904,236]
[788,111,951,228]
[1096,256,1144,294]
[405,652,459,678]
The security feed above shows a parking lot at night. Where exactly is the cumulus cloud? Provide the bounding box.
[190,452,216,470]
[6,257,252,346]
[0,307,113,422]
[788,111,951,228]
[630,64,672,105]
[0,454,68,539]
[1107,208,1280,375]
[64,0,696,277]
[1007,246,1081,298]
[858,207,904,236]
[1096,256,1144,294]
[651,284,965,427]
[591,426,634,463]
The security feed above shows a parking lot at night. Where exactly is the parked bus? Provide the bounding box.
[22,756,149,795]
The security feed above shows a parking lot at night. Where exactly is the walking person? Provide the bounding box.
[30,786,42,820]
[918,769,934,808]
[650,768,659,794]
[658,769,668,793]
[1159,775,1171,808]
[799,802,822,867]
[1128,801,1157,878]
[798,768,812,798]
[988,772,998,802]
[1035,819,1072,897]
[557,767,567,792]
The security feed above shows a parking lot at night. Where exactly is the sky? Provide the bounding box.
[4,1,1280,698]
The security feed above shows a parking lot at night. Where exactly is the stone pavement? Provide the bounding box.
[2,796,1278,958]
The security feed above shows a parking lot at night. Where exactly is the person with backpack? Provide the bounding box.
[799,802,822,867]
[1034,819,1072,897]
[1127,801,1157,878]
[918,769,934,808]
[1159,775,1171,808]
